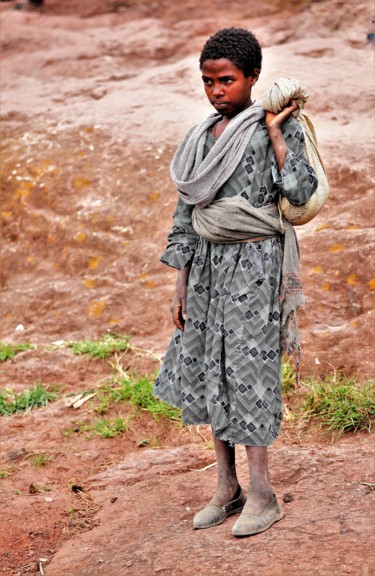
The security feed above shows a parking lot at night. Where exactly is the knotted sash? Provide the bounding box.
[192,197,305,363]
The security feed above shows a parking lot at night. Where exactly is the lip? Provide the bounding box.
[213,101,229,108]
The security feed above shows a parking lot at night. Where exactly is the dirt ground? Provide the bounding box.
[0,0,374,574]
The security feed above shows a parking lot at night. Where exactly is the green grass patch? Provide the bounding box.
[0,465,15,479]
[67,333,130,359]
[0,341,34,362]
[94,416,128,438]
[63,416,128,439]
[92,370,181,422]
[69,420,93,435]
[93,388,112,415]
[301,376,375,438]
[111,372,181,422]
[282,358,297,396]
[29,452,52,468]
[0,383,58,416]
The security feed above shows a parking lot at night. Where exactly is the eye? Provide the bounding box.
[202,78,213,86]
[222,78,234,85]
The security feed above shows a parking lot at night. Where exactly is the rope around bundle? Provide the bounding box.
[261,77,329,226]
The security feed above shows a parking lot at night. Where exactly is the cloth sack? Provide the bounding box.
[262,77,329,225]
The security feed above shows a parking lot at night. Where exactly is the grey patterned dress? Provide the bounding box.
[154,117,317,446]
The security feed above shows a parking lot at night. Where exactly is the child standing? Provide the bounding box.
[154,28,317,537]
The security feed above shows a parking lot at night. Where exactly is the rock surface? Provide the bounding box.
[47,440,375,576]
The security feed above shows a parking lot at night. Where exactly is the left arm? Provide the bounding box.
[266,102,297,171]
[266,101,318,206]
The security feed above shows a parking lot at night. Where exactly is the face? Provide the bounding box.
[201,58,259,118]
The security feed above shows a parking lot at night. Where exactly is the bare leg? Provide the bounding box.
[242,446,274,514]
[231,446,282,536]
[209,436,240,506]
[193,435,244,529]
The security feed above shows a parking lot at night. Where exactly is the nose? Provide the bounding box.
[212,83,224,97]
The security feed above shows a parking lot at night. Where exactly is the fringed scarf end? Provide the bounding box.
[281,312,302,385]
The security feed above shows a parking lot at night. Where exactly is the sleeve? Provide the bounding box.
[271,118,318,206]
[160,196,198,270]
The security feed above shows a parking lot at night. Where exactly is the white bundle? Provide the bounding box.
[262,77,329,226]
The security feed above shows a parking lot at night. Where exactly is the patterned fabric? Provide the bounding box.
[154,117,317,446]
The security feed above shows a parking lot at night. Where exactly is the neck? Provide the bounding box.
[224,99,254,121]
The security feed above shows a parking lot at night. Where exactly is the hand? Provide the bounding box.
[265,100,299,132]
[171,293,186,331]
[170,264,191,331]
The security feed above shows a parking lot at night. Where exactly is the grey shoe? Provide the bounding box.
[193,486,246,530]
[231,493,283,537]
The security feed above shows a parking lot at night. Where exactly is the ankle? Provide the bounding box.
[247,486,274,500]
[242,490,275,516]
[210,481,240,506]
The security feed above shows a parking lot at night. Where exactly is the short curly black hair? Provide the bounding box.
[199,28,262,77]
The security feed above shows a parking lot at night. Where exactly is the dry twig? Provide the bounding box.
[359,481,375,491]
[64,392,97,409]
[196,461,217,472]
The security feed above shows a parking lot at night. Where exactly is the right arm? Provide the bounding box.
[160,197,198,270]
[160,196,198,330]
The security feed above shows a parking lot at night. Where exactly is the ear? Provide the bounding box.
[249,68,260,85]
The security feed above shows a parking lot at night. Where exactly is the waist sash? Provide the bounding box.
[192,196,305,377]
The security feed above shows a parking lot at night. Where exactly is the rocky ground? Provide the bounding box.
[0,0,374,574]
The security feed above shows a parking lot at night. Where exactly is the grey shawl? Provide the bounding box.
[170,103,265,208]
[192,197,305,366]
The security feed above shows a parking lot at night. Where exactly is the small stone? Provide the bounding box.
[91,87,107,100]
[283,492,294,503]
[5,448,29,463]
[29,484,39,494]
